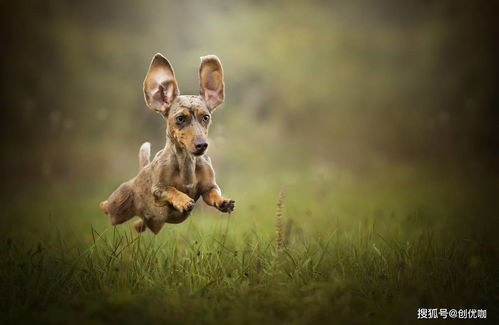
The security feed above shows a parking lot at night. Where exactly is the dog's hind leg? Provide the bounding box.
[99,200,109,215]
[132,218,162,234]
[145,218,165,235]
[101,182,136,226]
[133,219,147,232]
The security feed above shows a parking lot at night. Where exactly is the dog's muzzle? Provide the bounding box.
[193,139,208,156]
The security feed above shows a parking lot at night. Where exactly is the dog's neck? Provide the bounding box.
[164,133,196,184]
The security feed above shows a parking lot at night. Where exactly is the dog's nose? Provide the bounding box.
[194,140,208,152]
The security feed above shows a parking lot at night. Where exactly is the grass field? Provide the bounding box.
[1,164,497,324]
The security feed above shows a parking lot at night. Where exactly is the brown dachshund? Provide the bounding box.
[99,53,235,234]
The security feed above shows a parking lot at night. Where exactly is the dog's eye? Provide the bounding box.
[202,114,210,122]
[176,115,185,123]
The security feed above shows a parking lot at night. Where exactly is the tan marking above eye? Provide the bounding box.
[196,108,210,116]
[195,109,210,123]
[179,110,191,117]
[171,111,191,124]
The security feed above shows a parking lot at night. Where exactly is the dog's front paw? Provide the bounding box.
[217,199,235,213]
[172,195,195,213]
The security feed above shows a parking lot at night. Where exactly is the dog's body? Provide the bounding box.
[100,54,235,234]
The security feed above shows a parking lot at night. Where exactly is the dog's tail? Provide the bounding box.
[139,142,151,169]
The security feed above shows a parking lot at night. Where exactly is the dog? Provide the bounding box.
[99,53,235,234]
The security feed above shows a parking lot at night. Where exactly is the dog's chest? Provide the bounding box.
[170,158,202,198]
[175,181,199,198]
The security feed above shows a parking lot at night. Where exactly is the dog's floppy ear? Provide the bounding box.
[143,53,179,115]
[199,55,224,112]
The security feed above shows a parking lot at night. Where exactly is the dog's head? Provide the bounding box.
[143,53,224,156]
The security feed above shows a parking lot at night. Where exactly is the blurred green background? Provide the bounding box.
[1,0,497,183]
[0,0,498,323]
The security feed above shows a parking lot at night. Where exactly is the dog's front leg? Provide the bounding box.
[203,186,235,213]
[153,185,194,213]
[151,163,194,213]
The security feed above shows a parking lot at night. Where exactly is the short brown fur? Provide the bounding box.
[99,54,235,234]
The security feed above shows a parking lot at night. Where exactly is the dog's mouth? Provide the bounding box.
[193,149,207,156]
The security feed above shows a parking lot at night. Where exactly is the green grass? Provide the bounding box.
[1,166,497,324]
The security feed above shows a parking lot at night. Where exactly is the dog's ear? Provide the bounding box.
[199,55,224,112]
[143,53,179,115]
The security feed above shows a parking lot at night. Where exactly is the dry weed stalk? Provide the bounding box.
[275,187,285,251]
